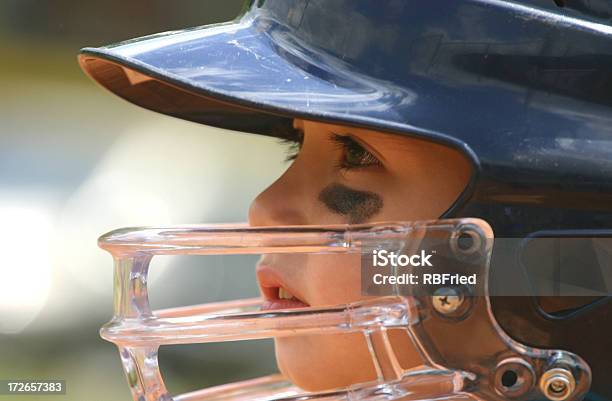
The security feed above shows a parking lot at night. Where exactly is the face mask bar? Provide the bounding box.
[98,218,591,401]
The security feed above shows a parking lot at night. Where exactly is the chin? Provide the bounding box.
[274,333,378,391]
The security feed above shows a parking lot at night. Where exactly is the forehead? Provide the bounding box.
[294,118,442,152]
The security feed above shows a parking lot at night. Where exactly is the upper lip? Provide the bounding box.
[256,259,308,305]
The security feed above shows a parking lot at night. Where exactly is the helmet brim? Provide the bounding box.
[78,18,462,147]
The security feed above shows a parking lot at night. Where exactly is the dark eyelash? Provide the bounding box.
[278,129,304,162]
[330,133,381,170]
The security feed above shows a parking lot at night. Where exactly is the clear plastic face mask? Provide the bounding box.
[98,218,591,401]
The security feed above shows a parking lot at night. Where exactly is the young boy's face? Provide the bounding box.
[248,119,472,391]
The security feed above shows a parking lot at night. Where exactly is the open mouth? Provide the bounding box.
[257,262,309,311]
[260,286,309,311]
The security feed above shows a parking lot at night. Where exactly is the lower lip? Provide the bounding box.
[260,298,308,311]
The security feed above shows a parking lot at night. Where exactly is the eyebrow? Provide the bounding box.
[318,183,383,224]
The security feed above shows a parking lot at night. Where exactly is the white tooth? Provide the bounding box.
[279,288,294,300]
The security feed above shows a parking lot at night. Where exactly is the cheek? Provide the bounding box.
[318,183,383,224]
[303,254,363,305]
[382,181,452,220]
[275,333,377,391]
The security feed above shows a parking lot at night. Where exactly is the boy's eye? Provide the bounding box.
[331,134,381,170]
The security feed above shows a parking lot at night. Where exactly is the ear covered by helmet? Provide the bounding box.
[79,0,612,399]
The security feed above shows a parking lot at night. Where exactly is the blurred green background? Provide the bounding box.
[0,1,287,399]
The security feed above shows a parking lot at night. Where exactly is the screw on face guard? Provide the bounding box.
[98,219,591,401]
[540,368,577,401]
[432,287,465,315]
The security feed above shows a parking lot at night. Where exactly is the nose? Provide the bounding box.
[248,165,308,226]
